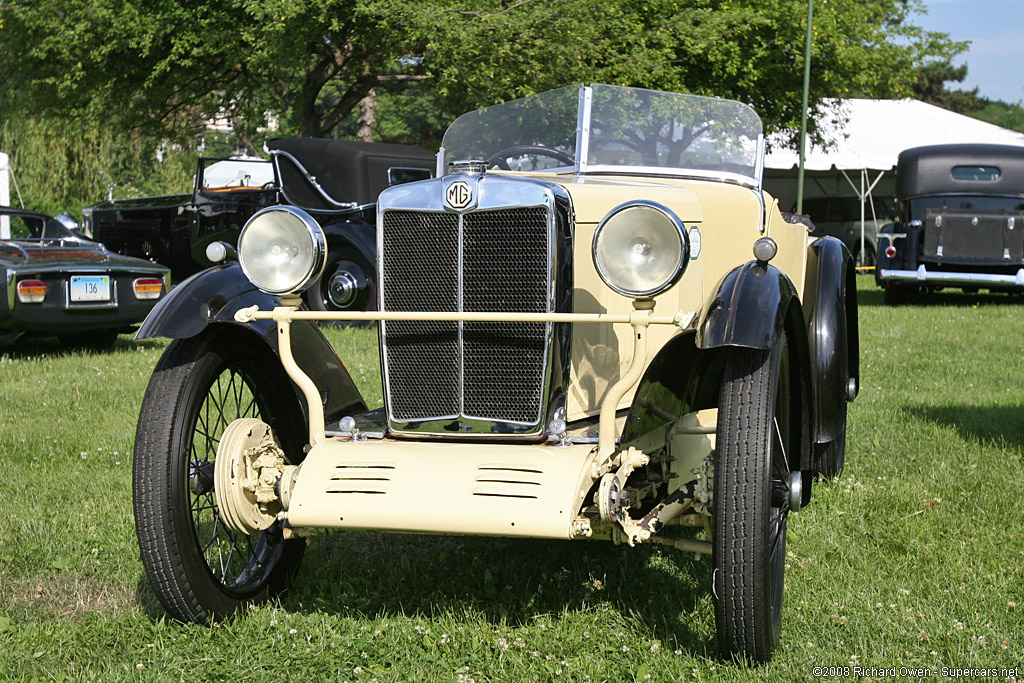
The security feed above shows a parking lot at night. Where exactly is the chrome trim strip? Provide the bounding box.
[576,86,593,175]
[5,263,166,277]
[457,212,465,417]
[879,265,1024,286]
[754,134,766,192]
[580,165,761,188]
[754,135,767,232]
[0,241,31,261]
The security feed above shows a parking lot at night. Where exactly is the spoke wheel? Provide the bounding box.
[133,330,306,622]
[713,332,795,662]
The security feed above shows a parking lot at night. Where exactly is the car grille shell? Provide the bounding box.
[378,175,568,437]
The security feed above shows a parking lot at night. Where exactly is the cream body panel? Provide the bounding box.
[285,438,597,539]
[521,174,780,421]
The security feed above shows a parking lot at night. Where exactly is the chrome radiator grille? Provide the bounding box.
[380,206,551,430]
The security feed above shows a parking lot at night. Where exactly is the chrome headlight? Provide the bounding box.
[238,206,326,295]
[592,201,689,298]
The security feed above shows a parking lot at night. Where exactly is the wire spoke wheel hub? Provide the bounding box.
[215,417,290,536]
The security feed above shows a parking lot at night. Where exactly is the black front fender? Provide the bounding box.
[695,260,815,471]
[135,264,277,341]
[696,261,799,350]
[136,263,365,424]
[804,236,859,443]
[323,219,376,266]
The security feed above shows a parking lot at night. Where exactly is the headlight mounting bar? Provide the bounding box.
[235,301,697,458]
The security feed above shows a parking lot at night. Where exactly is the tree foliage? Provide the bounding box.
[912,59,1024,134]
[913,60,985,113]
[1,0,962,150]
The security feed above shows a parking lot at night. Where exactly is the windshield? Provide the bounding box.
[442,84,763,186]
[0,212,83,241]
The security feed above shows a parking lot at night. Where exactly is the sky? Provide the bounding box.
[911,0,1024,104]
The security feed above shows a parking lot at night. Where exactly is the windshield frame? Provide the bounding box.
[441,84,766,190]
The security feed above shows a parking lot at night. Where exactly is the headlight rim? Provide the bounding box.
[592,199,690,298]
[238,205,327,296]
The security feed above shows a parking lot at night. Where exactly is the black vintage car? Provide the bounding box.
[0,206,170,347]
[876,143,1024,302]
[83,139,434,313]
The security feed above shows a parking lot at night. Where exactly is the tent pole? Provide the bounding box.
[860,169,867,266]
[796,0,814,214]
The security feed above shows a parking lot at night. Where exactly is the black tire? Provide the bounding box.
[306,254,377,327]
[713,332,795,663]
[883,285,910,305]
[58,329,119,349]
[132,329,306,623]
[854,242,876,270]
[818,416,846,479]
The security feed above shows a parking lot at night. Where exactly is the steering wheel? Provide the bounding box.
[486,145,575,170]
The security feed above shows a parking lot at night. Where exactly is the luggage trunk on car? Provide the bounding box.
[921,208,1024,268]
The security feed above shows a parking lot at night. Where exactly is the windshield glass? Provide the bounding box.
[442,84,763,185]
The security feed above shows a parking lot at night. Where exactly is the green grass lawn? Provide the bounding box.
[1,281,1021,681]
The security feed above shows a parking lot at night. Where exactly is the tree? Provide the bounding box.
[1,0,962,151]
[913,60,985,113]
[912,59,1024,134]
[0,0,425,144]
[411,0,964,147]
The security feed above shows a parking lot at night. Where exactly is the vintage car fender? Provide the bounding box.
[135,263,365,423]
[686,261,816,471]
[804,236,859,445]
[322,218,375,266]
[696,260,803,351]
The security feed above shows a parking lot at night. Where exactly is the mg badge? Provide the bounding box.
[445,181,473,209]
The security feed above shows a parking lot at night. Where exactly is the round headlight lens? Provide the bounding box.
[592,201,689,298]
[238,206,326,295]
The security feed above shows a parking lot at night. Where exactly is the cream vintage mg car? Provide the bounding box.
[132,84,859,662]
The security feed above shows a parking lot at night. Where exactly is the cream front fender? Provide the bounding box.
[280,438,600,540]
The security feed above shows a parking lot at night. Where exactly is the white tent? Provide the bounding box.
[766,98,1024,173]
[764,99,1024,261]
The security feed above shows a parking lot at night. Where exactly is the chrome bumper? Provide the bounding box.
[879,265,1024,287]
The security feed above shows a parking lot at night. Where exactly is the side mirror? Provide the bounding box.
[55,211,81,232]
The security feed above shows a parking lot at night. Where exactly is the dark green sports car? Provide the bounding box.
[1,206,170,347]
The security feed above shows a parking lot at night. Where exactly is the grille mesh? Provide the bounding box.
[381,206,550,428]
[463,209,548,422]
[381,211,459,420]
[93,218,163,254]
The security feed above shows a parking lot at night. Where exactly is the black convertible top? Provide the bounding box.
[267,138,435,209]
[896,143,1024,199]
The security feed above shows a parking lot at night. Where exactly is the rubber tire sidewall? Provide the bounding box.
[712,333,791,663]
[133,329,306,623]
